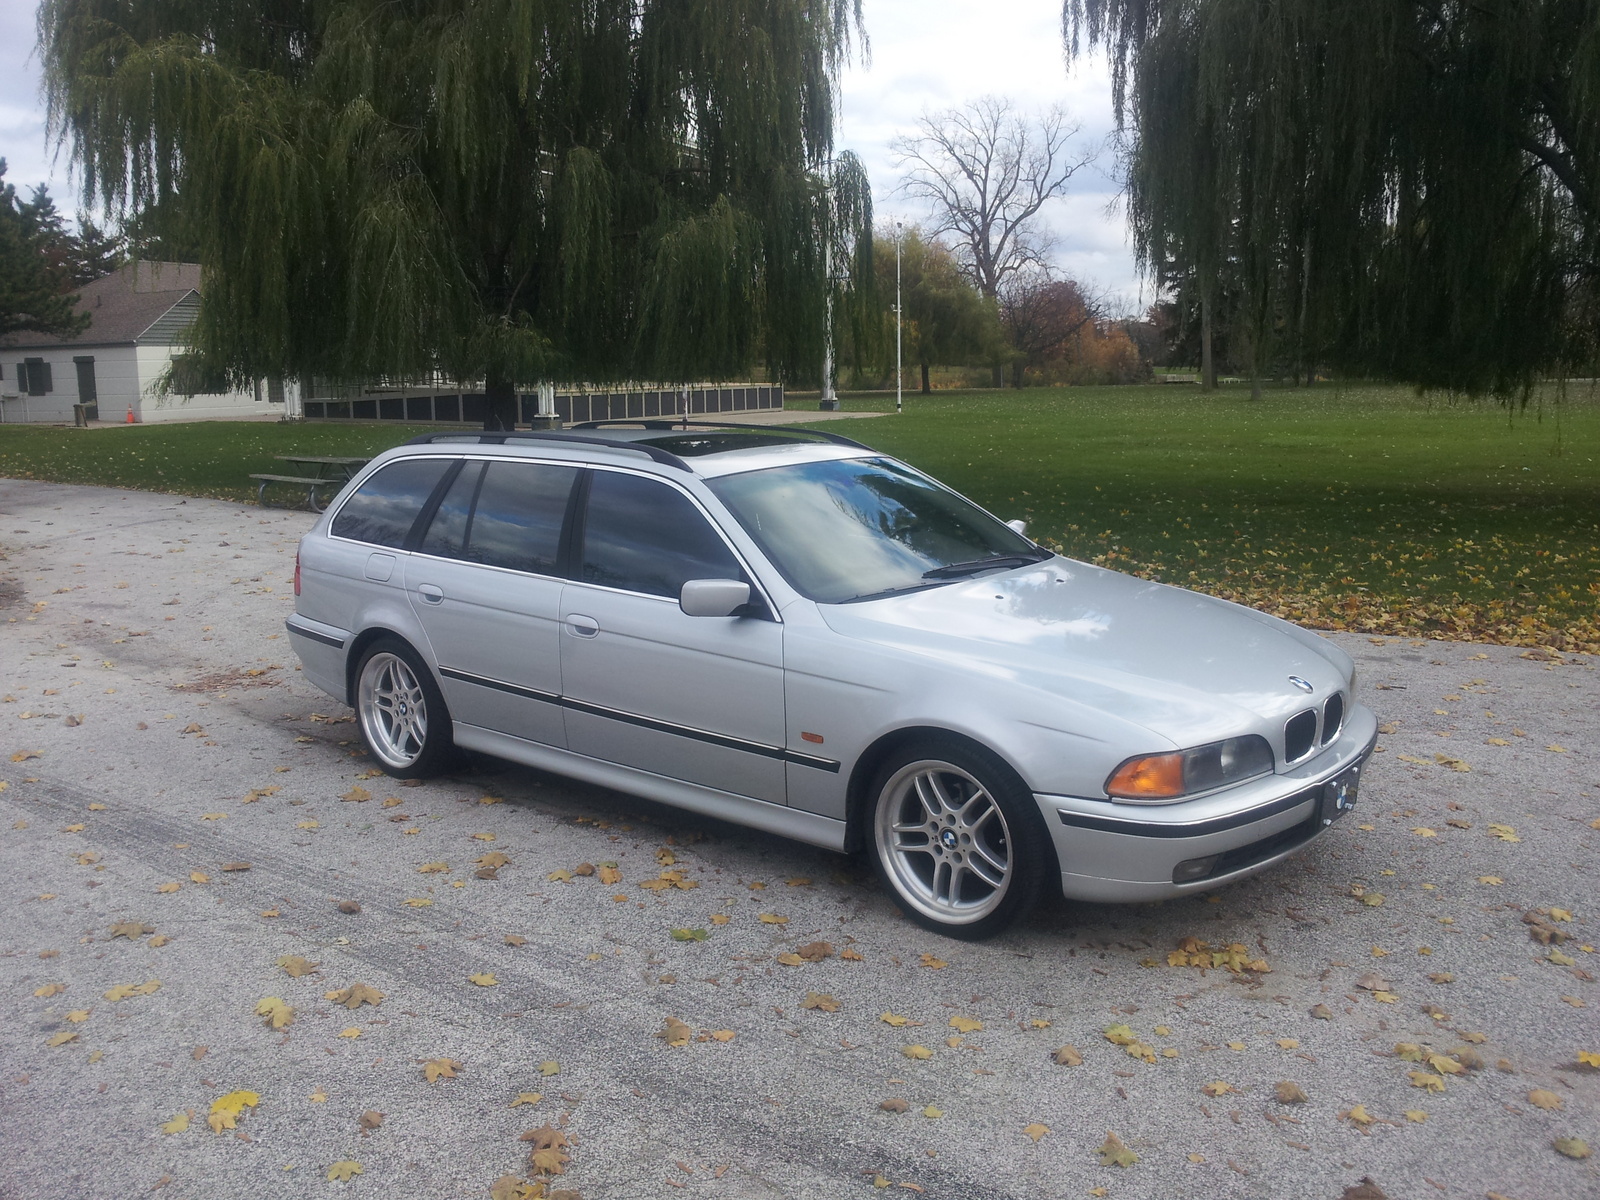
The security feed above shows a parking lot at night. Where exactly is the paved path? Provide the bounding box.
[1,479,1595,1200]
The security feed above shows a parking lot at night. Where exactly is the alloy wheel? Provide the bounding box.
[874,759,1013,926]
[358,651,429,769]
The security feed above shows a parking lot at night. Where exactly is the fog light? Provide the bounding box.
[1172,856,1218,884]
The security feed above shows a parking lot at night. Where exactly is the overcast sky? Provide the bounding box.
[1,0,1142,305]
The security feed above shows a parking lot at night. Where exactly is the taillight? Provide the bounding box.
[293,550,301,596]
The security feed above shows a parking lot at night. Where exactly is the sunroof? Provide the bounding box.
[636,432,807,456]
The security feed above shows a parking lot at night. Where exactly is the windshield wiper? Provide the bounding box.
[921,552,1050,581]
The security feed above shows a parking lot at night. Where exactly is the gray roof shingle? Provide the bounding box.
[1,261,202,350]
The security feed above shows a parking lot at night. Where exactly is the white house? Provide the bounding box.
[0,261,294,424]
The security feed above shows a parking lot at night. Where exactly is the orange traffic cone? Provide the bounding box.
[125,406,134,424]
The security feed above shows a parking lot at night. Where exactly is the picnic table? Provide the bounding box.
[250,455,371,511]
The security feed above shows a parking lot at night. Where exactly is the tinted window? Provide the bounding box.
[419,461,483,558]
[462,461,577,574]
[580,471,743,598]
[330,458,451,548]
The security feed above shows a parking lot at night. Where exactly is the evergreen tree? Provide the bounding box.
[40,0,872,428]
[1064,0,1600,394]
[0,159,87,340]
[68,214,124,284]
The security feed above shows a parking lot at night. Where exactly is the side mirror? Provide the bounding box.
[1005,519,1028,536]
[679,578,751,618]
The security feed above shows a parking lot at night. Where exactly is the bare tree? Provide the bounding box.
[892,97,1095,384]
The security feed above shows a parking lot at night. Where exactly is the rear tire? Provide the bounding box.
[868,739,1052,940]
[354,637,455,779]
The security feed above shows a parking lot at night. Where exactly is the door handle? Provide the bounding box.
[567,614,600,638]
[417,584,444,605]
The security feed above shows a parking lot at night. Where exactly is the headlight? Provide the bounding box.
[1105,735,1274,802]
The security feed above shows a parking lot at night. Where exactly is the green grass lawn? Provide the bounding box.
[1,382,1596,650]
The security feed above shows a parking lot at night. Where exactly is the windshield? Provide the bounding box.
[706,456,1046,603]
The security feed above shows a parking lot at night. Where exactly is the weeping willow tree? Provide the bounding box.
[1065,0,1600,395]
[40,0,873,427]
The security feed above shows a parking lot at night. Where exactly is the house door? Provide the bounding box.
[73,357,98,421]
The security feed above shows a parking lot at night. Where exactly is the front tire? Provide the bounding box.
[869,740,1052,940]
[354,638,455,779]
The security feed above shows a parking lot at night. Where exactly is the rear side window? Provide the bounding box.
[330,458,451,548]
[580,471,743,597]
[419,461,484,558]
[462,461,578,574]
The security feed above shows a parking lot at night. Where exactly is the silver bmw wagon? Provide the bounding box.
[285,421,1375,939]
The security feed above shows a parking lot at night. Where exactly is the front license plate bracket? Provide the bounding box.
[1320,761,1362,826]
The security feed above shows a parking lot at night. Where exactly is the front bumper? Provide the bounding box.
[1039,703,1378,903]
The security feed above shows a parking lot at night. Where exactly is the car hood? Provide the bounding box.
[817,556,1350,750]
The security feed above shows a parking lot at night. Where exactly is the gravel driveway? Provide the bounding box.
[1,478,1595,1200]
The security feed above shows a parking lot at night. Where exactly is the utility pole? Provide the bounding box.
[895,220,903,415]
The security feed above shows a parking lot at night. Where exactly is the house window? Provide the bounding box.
[17,358,53,396]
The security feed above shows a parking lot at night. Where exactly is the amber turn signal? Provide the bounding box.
[1105,753,1186,799]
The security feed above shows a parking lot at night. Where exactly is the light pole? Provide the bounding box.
[819,161,839,412]
[895,220,903,415]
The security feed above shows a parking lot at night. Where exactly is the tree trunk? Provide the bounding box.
[921,360,931,394]
[1295,233,1312,387]
[1250,314,1263,400]
[990,361,1003,388]
[484,373,517,431]
[1199,276,1216,392]
[1011,360,1023,388]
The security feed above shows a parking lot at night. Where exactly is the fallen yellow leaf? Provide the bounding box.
[207,1090,259,1133]
[422,1058,460,1082]
[255,997,295,1030]
[656,1018,693,1047]
[326,983,384,1010]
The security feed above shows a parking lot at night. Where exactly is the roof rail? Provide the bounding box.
[572,418,873,452]
[401,429,690,471]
